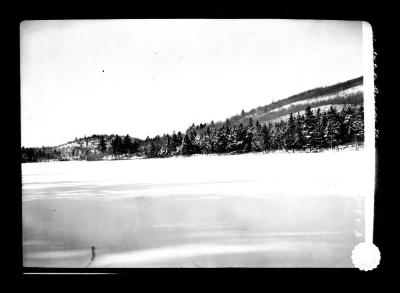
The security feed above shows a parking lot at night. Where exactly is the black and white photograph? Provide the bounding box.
[20,19,376,268]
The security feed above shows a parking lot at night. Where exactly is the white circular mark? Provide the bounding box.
[351,242,380,271]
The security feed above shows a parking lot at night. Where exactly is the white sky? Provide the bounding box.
[20,19,363,147]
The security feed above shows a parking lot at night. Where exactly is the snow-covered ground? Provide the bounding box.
[22,149,368,267]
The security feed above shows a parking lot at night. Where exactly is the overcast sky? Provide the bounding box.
[20,19,363,147]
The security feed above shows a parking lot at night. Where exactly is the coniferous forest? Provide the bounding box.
[21,104,364,163]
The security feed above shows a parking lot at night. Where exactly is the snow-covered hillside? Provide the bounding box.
[226,76,363,127]
[53,135,133,161]
[269,85,363,113]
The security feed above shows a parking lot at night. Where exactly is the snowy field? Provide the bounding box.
[22,149,368,267]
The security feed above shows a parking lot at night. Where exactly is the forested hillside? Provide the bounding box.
[21,77,364,163]
[211,76,363,129]
[21,134,142,162]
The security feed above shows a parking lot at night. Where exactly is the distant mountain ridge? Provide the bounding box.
[264,76,362,113]
[211,76,363,129]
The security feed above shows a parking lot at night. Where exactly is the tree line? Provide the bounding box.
[21,105,364,162]
[21,147,62,163]
[138,105,364,158]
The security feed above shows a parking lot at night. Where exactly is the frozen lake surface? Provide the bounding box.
[22,150,367,267]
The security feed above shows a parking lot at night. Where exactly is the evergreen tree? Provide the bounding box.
[131,139,139,154]
[325,106,342,148]
[261,124,271,151]
[98,136,107,153]
[153,135,162,156]
[314,108,326,149]
[275,119,287,150]
[202,132,213,154]
[269,124,277,150]
[236,123,246,152]
[170,131,179,154]
[251,120,263,151]
[158,134,170,157]
[187,126,199,154]
[181,133,194,155]
[209,127,218,153]
[340,106,356,144]
[122,135,132,154]
[244,126,253,152]
[320,112,329,148]
[285,113,297,151]
[225,118,230,128]
[304,106,317,150]
[175,131,183,153]
[215,128,228,153]
[193,133,203,154]
[166,134,172,154]
[111,135,123,155]
[294,113,305,150]
[353,106,364,144]
[226,125,238,152]
[248,117,253,128]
